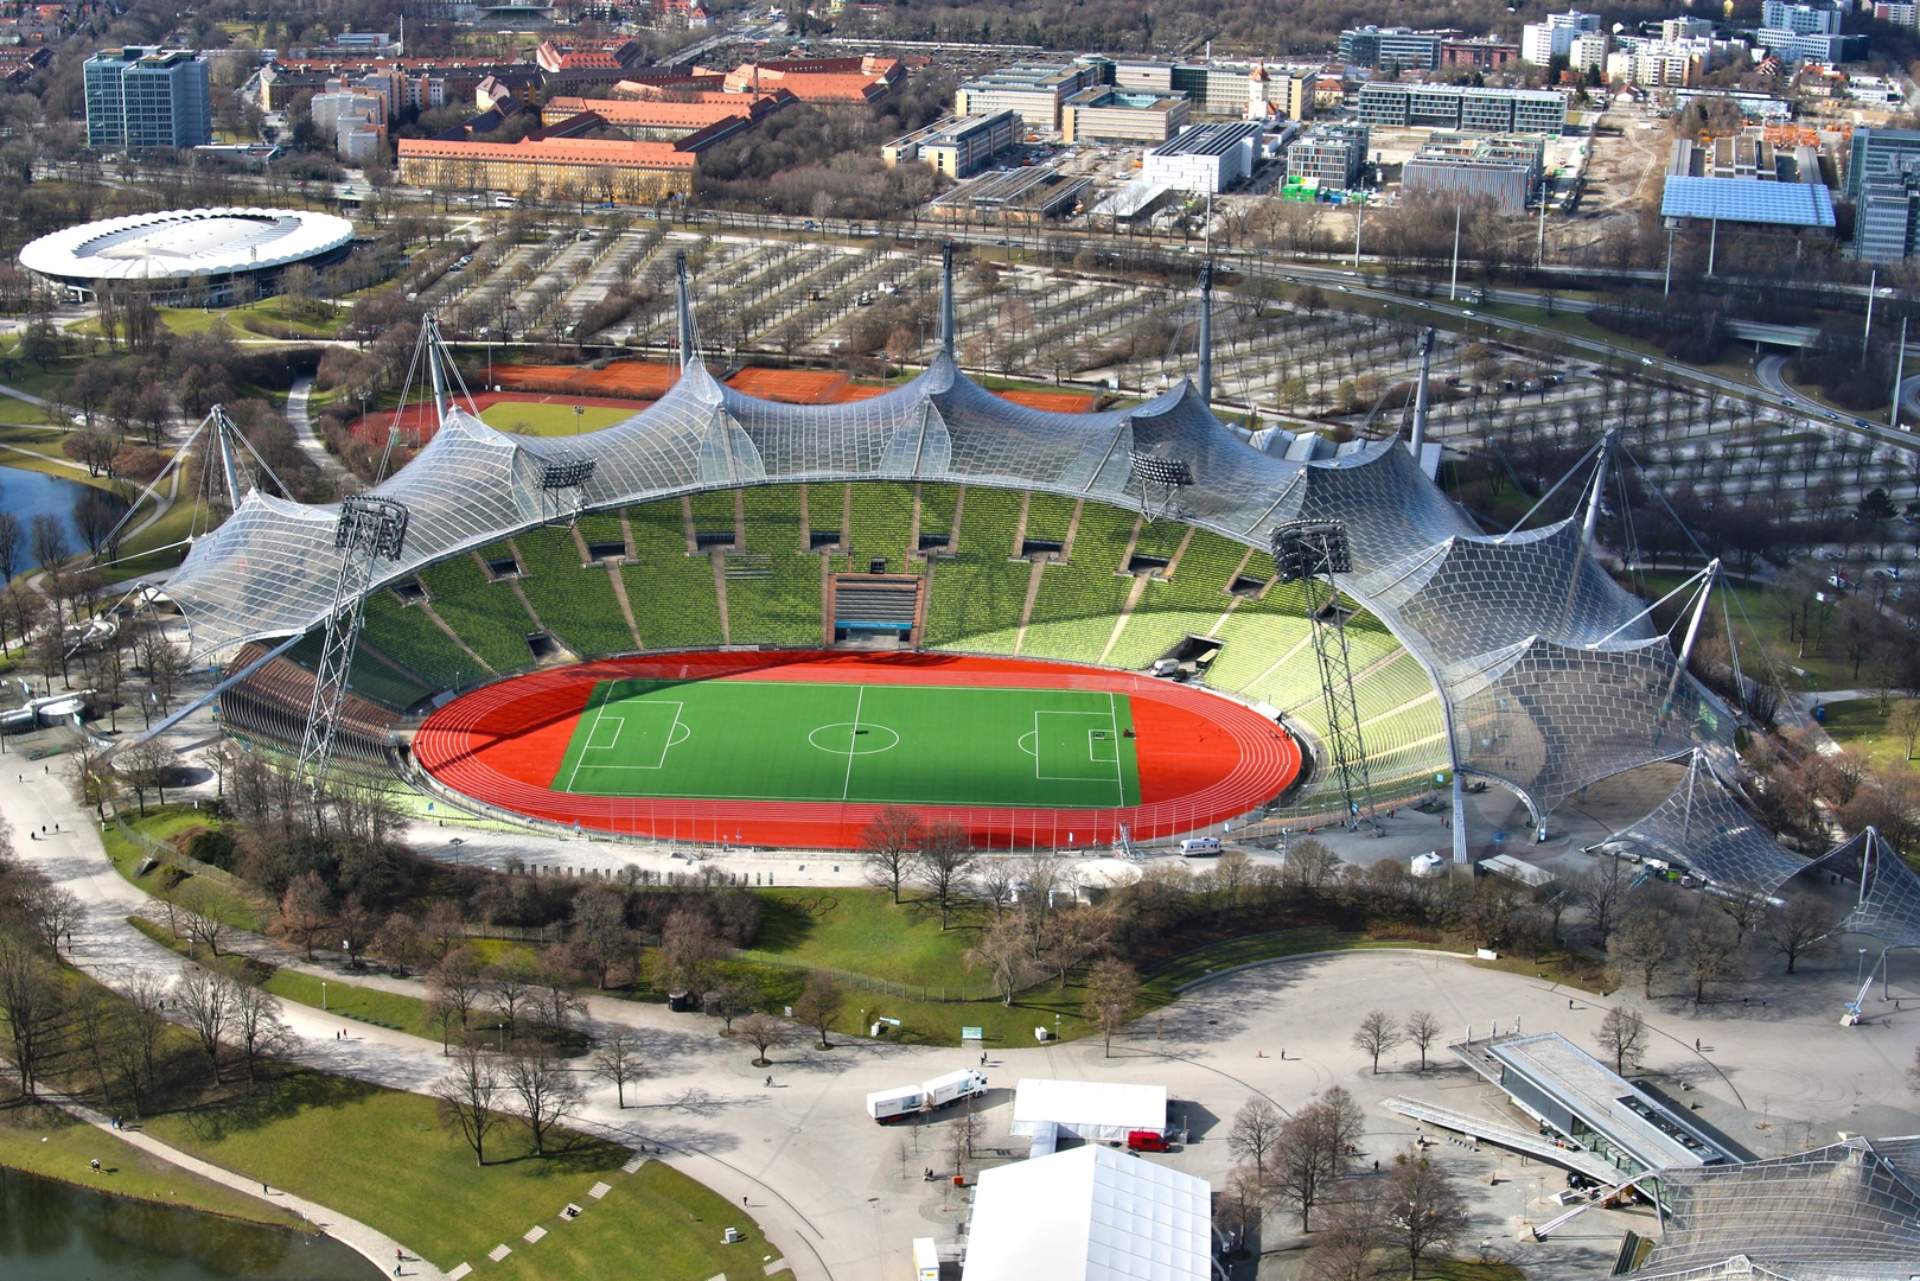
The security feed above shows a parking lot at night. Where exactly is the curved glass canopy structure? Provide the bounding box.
[162,350,1731,820]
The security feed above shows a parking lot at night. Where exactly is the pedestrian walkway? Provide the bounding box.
[55,1094,446,1280]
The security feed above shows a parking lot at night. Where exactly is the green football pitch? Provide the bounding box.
[551,678,1142,808]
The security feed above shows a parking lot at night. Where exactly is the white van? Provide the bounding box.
[1179,837,1222,858]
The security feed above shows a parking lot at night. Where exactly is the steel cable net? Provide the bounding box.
[1441,634,1718,814]
[1603,753,1814,897]
[1634,1136,1920,1281]
[161,358,1732,816]
[1355,520,1652,666]
[1812,832,1920,950]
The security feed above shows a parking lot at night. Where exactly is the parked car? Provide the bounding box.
[1126,1131,1170,1153]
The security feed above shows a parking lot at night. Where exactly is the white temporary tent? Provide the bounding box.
[961,1145,1212,1281]
[1010,1078,1168,1142]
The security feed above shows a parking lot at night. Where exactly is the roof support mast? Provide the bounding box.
[1196,259,1213,406]
[425,315,451,426]
[1582,431,1615,546]
[675,250,697,369]
[939,239,956,358]
[1408,326,1435,459]
[212,405,246,510]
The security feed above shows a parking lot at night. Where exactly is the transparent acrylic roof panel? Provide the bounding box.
[1636,1136,1920,1281]
[1605,752,1814,896]
[161,360,1732,819]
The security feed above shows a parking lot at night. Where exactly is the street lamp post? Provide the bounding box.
[321,980,328,1011]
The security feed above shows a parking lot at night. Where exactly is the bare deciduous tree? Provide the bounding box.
[434,1040,505,1167]
[591,1030,644,1108]
[1403,1009,1440,1072]
[860,805,921,904]
[1352,1009,1404,1074]
[503,1039,582,1157]
[1595,1005,1647,1075]
[1383,1154,1469,1280]
[1763,895,1836,975]
[913,824,977,930]
[1080,958,1140,1058]
[792,970,842,1049]
[1227,1096,1284,1178]
[735,1012,787,1067]
[175,964,236,1084]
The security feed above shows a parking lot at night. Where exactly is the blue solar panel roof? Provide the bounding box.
[1659,176,1836,228]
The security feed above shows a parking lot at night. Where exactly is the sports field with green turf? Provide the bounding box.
[551,677,1141,807]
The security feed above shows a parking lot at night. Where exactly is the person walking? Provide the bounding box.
[764,1075,771,1088]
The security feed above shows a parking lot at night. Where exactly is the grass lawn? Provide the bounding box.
[100,807,268,931]
[487,1159,770,1281]
[1637,570,1852,691]
[140,1073,724,1273]
[553,677,1140,808]
[1135,926,1380,1005]
[743,887,990,991]
[126,917,448,1042]
[1816,696,1920,772]
[0,1101,309,1231]
[478,402,636,436]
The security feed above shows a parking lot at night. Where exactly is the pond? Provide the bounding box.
[0,464,119,572]
[0,1166,382,1281]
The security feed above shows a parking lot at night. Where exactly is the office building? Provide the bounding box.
[1141,121,1262,194]
[1060,87,1189,143]
[881,111,1018,178]
[1854,159,1920,262]
[1402,131,1544,212]
[954,62,1095,131]
[1111,59,1310,120]
[1338,25,1449,71]
[1355,83,1567,133]
[1761,0,1844,34]
[395,135,696,204]
[1285,123,1369,188]
[84,46,210,149]
[1755,28,1868,62]
[1440,37,1521,70]
[1521,10,1601,65]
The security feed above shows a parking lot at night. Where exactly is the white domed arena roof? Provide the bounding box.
[18,207,355,284]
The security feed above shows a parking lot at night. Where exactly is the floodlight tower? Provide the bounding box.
[1272,519,1377,828]
[1129,451,1193,524]
[295,494,411,791]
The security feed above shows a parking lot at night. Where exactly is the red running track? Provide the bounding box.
[412,651,1302,850]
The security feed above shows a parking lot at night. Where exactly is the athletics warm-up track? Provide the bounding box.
[412,652,1302,849]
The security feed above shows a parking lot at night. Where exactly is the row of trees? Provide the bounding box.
[1220,1087,1470,1279]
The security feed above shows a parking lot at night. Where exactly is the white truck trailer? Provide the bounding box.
[865,1068,988,1122]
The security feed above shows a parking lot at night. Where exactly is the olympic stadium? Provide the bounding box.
[17,206,355,305]
[125,255,1920,952]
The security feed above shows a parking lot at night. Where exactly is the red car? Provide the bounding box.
[1126,1131,1170,1153]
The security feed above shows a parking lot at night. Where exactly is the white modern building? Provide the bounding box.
[1140,121,1262,194]
[961,1145,1213,1281]
[1521,10,1601,65]
[18,207,357,305]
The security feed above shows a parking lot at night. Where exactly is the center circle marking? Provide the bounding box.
[807,722,901,756]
